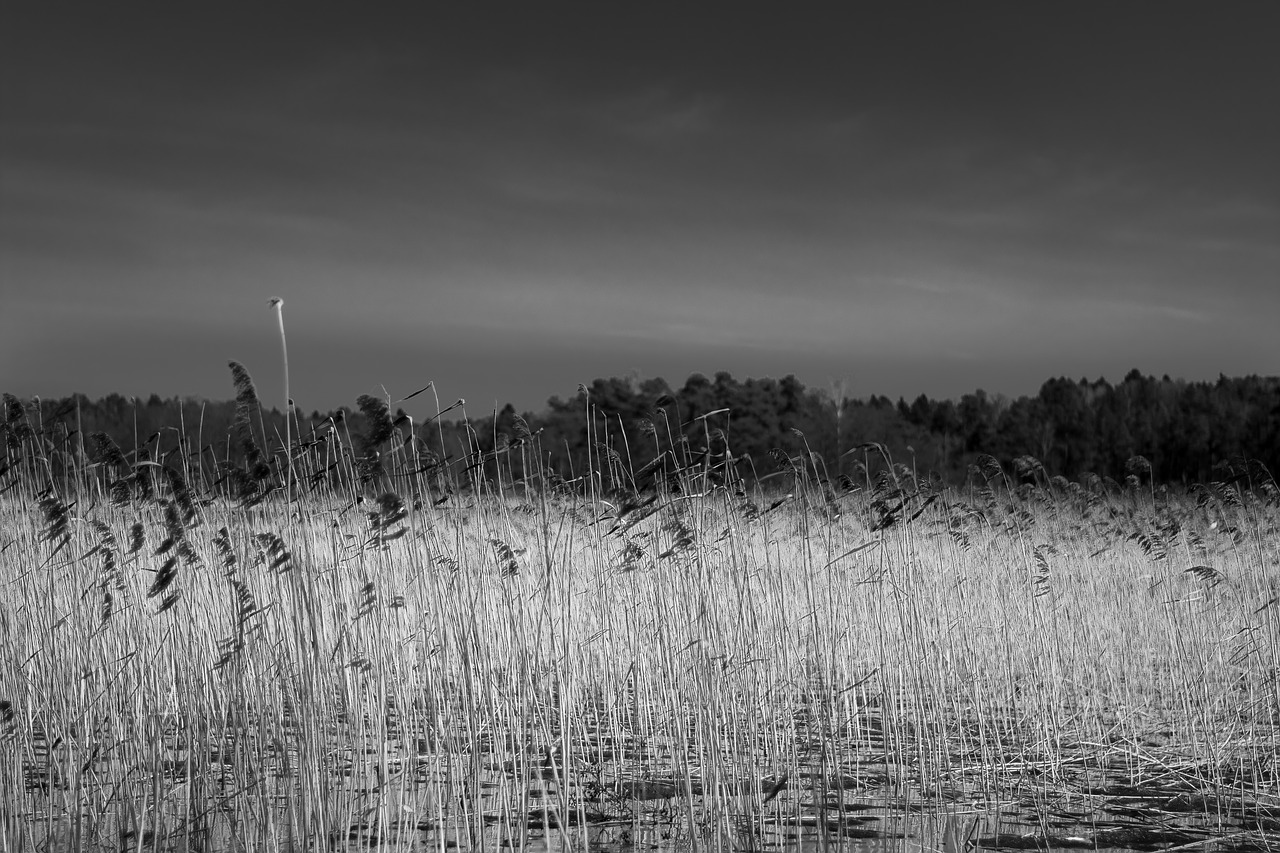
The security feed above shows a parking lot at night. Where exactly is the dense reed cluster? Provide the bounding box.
[0,369,1277,852]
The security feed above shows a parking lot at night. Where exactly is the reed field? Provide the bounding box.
[1,373,1277,853]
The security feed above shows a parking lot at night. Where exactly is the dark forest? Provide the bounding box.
[5,368,1277,492]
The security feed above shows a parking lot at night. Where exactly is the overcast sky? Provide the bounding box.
[3,3,1277,417]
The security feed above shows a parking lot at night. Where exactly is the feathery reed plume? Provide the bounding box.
[366,492,409,545]
[156,500,186,555]
[658,515,696,559]
[176,534,201,567]
[229,361,260,409]
[231,578,261,623]
[92,430,137,505]
[512,414,533,446]
[99,584,114,625]
[214,578,263,670]
[1013,455,1045,482]
[975,453,1005,485]
[165,466,198,527]
[37,488,72,557]
[369,492,407,531]
[2,394,33,449]
[254,532,292,572]
[1126,455,1152,477]
[1125,455,1153,494]
[0,395,16,428]
[227,469,259,503]
[762,774,788,805]
[83,514,124,622]
[491,539,521,577]
[0,699,13,744]
[127,521,145,555]
[1032,544,1055,598]
[213,527,238,576]
[131,462,156,503]
[606,493,659,535]
[89,432,128,476]
[356,394,395,452]
[356,581,376,619]
[355,394,394,485]
[148,555,178,600]
[1186,564,1224,588]
[228,361,271,484]
[88,520,120,580]
[769,447,798,473]
[88,519,124,624]
[146,501,190,612]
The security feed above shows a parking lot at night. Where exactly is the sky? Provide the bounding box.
[3,3,1278,419]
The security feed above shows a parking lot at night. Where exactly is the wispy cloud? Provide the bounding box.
[603,89,723,143]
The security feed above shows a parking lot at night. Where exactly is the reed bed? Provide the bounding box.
[0,385,1277,853]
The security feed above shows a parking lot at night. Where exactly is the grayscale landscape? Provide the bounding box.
[2,5,1277,852]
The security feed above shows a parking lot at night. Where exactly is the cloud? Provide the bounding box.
[602,89,723,143]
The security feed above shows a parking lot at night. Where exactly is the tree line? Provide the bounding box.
[4,368,1277,491]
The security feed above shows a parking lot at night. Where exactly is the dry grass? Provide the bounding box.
[0,392,1277,852]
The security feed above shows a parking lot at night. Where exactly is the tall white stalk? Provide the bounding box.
[269,297,292,506]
